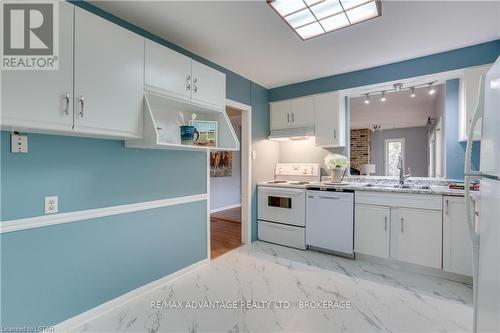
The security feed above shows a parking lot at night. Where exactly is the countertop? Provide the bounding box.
[311,182,466,196]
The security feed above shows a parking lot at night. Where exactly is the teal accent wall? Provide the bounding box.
[0,132,207,221]
[1,201,207,327]
[445,79,481,179]
[269,40,500,101]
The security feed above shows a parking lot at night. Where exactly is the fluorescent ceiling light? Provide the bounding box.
[268,0,381,40]
[346,1,379,24]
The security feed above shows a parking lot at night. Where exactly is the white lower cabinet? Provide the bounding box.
[443,196,473,276]
[354,192,443,270]
[391,208,442,269]
[354,204,390,258]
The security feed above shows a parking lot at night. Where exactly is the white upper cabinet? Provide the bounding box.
[1,2,74,133]
[314,92,345,147]
[191,60,226,111]
[270,97,314,131]
[144,40,192,102]
[270,100,292,130]
[74,7,144,138]
[443,196,473,276]
[460,64,492,141]
[354,204,390,258]
[290,96,314,128]
[391,208,442,269]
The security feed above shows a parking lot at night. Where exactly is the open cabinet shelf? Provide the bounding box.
[126,92,240,152]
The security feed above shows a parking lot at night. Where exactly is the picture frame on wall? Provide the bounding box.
[192,120,218,147]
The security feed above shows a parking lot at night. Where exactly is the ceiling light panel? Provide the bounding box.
[310,0,343,20]
[286,9,316,28]
[345,1,378,24]
[296,21,325,39]
[268,0,381,40]
[270,0,306,17]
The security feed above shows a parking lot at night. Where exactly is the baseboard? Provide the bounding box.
[210,203,241,214]
[52,258,209,332]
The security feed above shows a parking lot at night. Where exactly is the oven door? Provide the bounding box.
[258,186,305,227]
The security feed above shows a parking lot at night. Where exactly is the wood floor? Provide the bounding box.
[211,207,241,259]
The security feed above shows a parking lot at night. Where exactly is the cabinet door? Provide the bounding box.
[1,2,74,133]
[191,60,226,111]
[270,100,291,130]
[443,196,473,276]
[290,96,314,128]
[314,92,345,147]
[354,204,390,258]
[74,7,144,138]
[463,65,491,141]
[391,208,442,269]
[144,40,192,102]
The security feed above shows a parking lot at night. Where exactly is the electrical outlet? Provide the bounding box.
[11,132,28,153]
[45,196,58,214]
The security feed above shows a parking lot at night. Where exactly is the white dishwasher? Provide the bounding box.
[306,188,354,258]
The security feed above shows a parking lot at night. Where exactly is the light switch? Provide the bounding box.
[11,133,28,153]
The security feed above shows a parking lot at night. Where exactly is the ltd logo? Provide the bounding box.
[2,1,59,70]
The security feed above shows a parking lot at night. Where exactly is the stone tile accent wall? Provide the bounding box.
[350,129,371,171]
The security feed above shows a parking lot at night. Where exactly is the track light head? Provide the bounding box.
[380,91,386,102]
[364,94,370,104]
[410,87,416,98]
[428,83,436,95]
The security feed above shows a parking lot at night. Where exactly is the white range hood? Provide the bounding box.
[268,126,315,141]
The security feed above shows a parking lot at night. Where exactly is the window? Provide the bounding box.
[385,138,405,177]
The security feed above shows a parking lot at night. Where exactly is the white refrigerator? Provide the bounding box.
[465,56,500,333]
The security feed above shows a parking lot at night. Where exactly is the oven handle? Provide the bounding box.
[259,187,305,197]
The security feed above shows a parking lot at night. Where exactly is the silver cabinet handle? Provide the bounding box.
[400,217,404,233]
[64,93,70,115]
[292,112,295,122]
[333,129,336,139]
[79,96,85,117]
[287,113,290,123]
[445,199,449,215]
[384,216,388,231]
[318,196,340,200]
[186,75,191,91]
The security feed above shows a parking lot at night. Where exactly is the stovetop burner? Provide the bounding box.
[289,181,310,185]
[266,180,288,184]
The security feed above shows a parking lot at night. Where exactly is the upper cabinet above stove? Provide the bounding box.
[269,91,346,147]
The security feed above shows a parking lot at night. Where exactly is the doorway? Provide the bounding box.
[208,100,251,259]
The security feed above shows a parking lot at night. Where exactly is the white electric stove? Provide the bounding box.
[257,163,320,249]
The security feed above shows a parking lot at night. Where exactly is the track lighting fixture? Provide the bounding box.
[428,82,436,95]
[410,87,416,98]
[380,91,386,102]
[364,94,370,104]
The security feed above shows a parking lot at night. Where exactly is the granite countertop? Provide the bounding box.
[317,176,467,196]
[317,182,466,196]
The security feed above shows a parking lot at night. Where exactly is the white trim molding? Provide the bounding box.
[210,203,242,214]
[52,258,209,332]
[0,194,208,234]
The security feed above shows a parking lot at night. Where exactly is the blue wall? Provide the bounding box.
[1,132,207,221]
[1,201,207,327]
[269,40,500,101]
[445,79,481,179]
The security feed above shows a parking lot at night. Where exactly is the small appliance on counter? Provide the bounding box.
[257,163,321,249]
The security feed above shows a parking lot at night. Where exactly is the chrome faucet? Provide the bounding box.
[397,154,411,186]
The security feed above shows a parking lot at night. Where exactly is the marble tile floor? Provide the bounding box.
[74,241,472,333]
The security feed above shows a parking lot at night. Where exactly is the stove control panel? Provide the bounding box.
[275,163,320,177]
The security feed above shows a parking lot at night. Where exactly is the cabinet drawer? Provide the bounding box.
[258,220,305,250]
[355,191,442,210]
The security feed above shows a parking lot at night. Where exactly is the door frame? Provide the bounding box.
[206,99,252,258]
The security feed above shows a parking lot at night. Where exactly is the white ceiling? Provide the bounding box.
[350,84,443,130]
[92,1,500,89]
